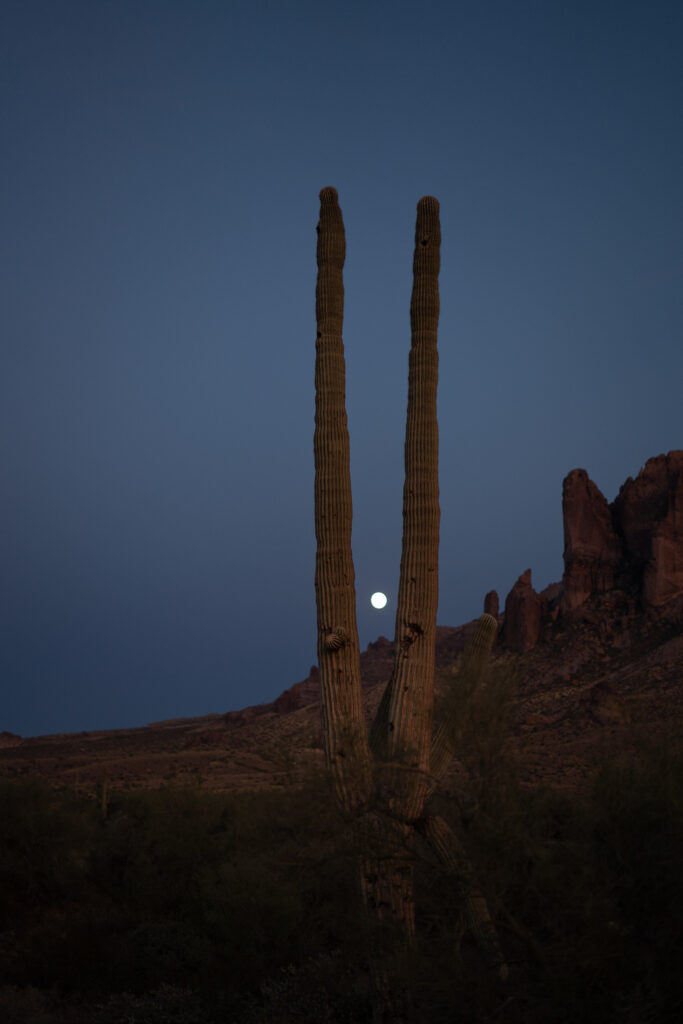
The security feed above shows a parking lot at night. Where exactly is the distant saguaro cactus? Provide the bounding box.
[313,189,506,1024]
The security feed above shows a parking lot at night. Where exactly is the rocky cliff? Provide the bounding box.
[499,451,683,652]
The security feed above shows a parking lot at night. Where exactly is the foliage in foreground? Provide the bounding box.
[1,731,682,1022]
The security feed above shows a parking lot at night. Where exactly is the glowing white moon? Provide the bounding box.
[370,592,388,609]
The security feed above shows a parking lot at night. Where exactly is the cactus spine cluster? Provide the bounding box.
[313,189,506,1020]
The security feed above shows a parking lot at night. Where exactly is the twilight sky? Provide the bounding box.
[2,0,681,737]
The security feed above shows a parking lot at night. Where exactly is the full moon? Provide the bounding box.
[370,592,388,609]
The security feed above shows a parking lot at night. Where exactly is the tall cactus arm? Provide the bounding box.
[314,187,372,811]
[373,197,441,821]
[430,613,498,783]
[415,814,509,981]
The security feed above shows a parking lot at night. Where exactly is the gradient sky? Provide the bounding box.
[2,0,681,737]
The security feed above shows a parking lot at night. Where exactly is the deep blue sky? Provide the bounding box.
[2,1,681,736]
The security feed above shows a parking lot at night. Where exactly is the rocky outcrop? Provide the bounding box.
[502,570,542,652]
[559,452,683,616]
[613,452,683,609]
[561,469,622,611]
[270,641,396,716]
[275,454,682,717]
[643,472,683,606]
[240,453,683,728]
[0,731,22,748]
[273,686,306,715]
[579,680,632,727]
[614,453,682,562]
[273,666,320,714]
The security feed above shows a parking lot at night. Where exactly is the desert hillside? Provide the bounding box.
[2,451,681,796]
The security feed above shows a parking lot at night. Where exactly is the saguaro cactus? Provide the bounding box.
[313,187,373,812]
[371,195,441,819]
[312,189,506,1022]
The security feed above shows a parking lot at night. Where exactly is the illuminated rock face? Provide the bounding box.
[561,469,622,611]
[559,452,683,614]
[613,452,683,608]
[643,473,683,606]
[498,452,683,653]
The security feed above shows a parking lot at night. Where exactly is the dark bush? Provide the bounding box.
[0,780,96,921]
[1,737,682,1022]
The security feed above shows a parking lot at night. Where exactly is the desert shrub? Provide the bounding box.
[92,984,209,1024]
[591,736,683,928]
[587,738,683,1019]
[85,779,360,988]
[4,733,681,1022]
[89,788,234,913]
[0,779,96,921]
[411,725,683,1023]
[242,950,371,1024]
[0,984,54,1024]
[0,983,108,1024]
[4,903,137,992]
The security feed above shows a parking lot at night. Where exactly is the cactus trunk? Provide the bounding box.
[314,187,372,812]
[415,814,509,980]
[312,189,506,1023]
[430,612,498,783]
[361,197,442,1021]
[384,196,441,823]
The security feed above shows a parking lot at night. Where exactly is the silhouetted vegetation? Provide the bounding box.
[1,733,682,1022]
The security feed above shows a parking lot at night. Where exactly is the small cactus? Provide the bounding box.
[430,613,498,783]
[99,773,109,820]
